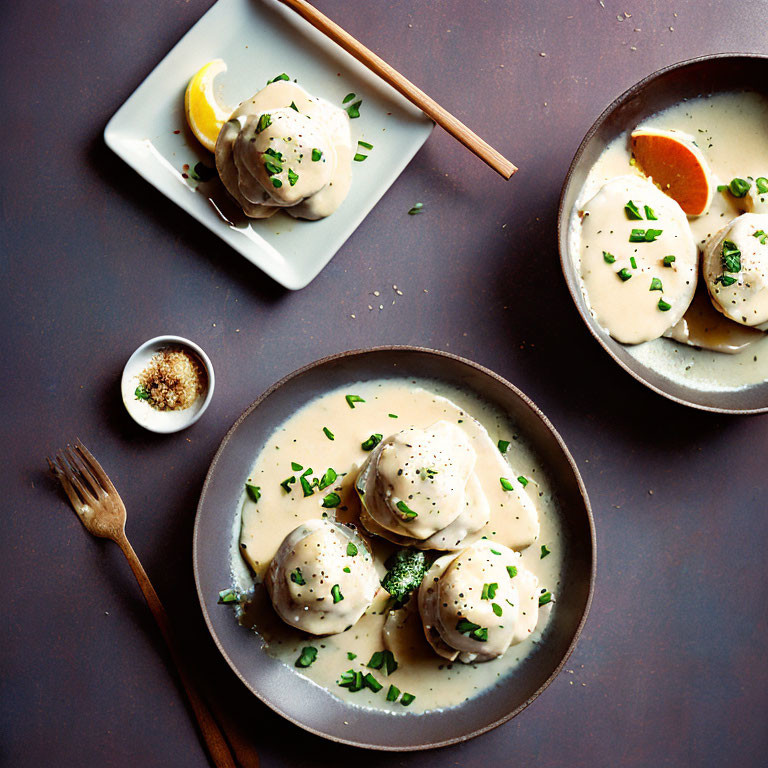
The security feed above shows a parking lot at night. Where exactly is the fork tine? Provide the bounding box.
[75,439,118,496]
[65,444,102,498]
[49,454,89,511]
[57,450,98,506]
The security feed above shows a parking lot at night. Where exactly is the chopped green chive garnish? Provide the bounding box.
[289,101,299,112]
[518,475,529,487]
[603,250,616,264]
[291,462,303,471]
[500,477,514,491]
[617,267,633,282]
[754,229,768,245]
[322,426,334,440]
[395,500,417,518]
[346,542,358,557]
[490,549,501,556]
[290,568,305,585]
[342,92,356,104]
[256,113,272,133]
[345,100,362,119]
[268,73,290,84]
[717,184,728,193]
[353,153,367,162]
[264,160,282,175]
[388,413,398,418]
[498,439,511,453]
[331,584,344,603]
[343,566,350,573]
[629,228,662,242]
[644,205,657,220]
[456,618,488,642]
[506,565,518,578]
[347,652,357,660]
[345,394,365,408]
[630,256,638,270]
[322,492,341,508]
[218,588,240,604]
[295,646,318,668]
[492,602,503,617]
[271,177,283,188]
[318,467,337,490]
[757,177,768,194]
[299,468,314,497]
[245,483,261,502]
[135,385,150,400]
[481,582,498,600]
[287,168,299,186]
[311,148,323,162]
[338,669,364,691]
[400,692,416,706]
[721,239,742,274]
[658,298,672,312]
[361,433,383,451]
[650,277,663,292]
[367,649,398,675]
[386,685,401,702]
[363,673,383,692]
[540,544,551,558]
[280,476,296,493]
[662,255,676,267]
[539,591,553,606]
[729,177,751,197]
[408,202,424,215]
[624,200,642,220]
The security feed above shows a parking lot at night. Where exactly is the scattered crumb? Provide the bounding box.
[350,314,356,319]
[539,52,547,57]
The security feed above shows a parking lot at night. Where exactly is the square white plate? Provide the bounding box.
[105,0,433,290]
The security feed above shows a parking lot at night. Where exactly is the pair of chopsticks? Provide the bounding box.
[278,0,516,180]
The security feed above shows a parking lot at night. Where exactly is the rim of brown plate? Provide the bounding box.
[192,345,596,750]
[557,52,768,415]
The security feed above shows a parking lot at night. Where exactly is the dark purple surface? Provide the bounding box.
[2,1,767,766]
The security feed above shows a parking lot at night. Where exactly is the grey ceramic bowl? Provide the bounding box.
[558,53,768,414]
[193,346,594,750]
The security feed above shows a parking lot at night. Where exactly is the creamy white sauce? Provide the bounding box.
[229,379,563,714]
[215,80,352,220]
[569,91,768,391]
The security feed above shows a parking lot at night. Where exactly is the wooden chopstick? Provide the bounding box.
[277,0,517,179]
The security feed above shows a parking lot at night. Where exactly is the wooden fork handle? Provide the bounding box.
[116,534,239,768]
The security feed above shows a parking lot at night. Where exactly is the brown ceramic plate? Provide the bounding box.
[193,347,594,750]
[558,53,768,414]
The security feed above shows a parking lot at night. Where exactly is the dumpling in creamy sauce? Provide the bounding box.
[265,519,378,635]
[215,80,352,220]
[578,175,698,344]
[703,213,768,328]
[355,421,490,550]
[418,540,541,663]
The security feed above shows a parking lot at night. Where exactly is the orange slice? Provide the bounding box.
[630,128,713,216]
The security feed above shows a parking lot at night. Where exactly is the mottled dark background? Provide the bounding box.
[2,1,767,766]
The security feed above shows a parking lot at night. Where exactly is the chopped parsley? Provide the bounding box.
[658,298,672,312]
[322,426,334,440]
[408,202,424,215]
[289,101,299,112]
[539,591,553,606]
[650,277,663,292]
[135,385,150,400]
[311,148,323,162]
[624,200,642,220]
[358,140,373,150]
[662,255,676,267]
[290,462,303,471]
[361,433,383,451]
[603,250,616,264]
[644,205,657,220]
[287,168,299,186]
[492,602,503,617]
[217,588,240,604]
[345,394,365,408]
[617,267,633,282]
[388,413,398,418]
[346,542,358,557]
[338,669,364,691]
[395,500,417,518]
[456,618,488,642]
[271,177,283,188]
[347,652,357,660]
[245,483,261,502]
[331,584,344,603]
[342,92,356,104]
[629,228,662,242]
[518,475,529,487]
[721,240,742,274]
[498,439,511,453]
[367,650,398,675]
[386,685,401,702]
[754,229,768,245]
[295,646,318,668]
[353,153,367,162]
[363,673,383,693]
[290,568,305,585]
[630,256,638,270]
[256,113,272,133]
[322,492,341,508]
[757,177,768,195]
[280,476,296,493]
[345,99,362,118]
[267,73,290,84]
[299,468,314,497]
[318,467,337,490]
[506,565,518,578]
[400,692,416,706]
[540,544,551,558]
[728,177,751,197]
[481,582,498,600]
[499,477,514,491]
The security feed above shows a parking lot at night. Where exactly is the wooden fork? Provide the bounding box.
[47,440,246,768]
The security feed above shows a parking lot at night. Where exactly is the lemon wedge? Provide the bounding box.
[184,59,232,153]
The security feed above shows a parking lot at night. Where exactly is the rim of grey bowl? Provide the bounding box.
[192,345,596,750]
[557,52,768,415]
